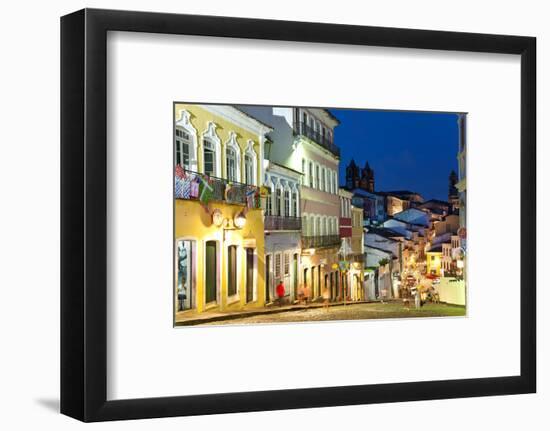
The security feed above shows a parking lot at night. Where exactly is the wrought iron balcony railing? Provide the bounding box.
[294,122,340,157]
[174,168,260,208]
[301,235,341,249]
[264,215,302,231]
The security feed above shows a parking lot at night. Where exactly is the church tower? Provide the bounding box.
[346,159,360,189]
[360,161,375,192]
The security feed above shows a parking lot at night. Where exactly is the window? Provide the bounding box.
[227,245,237,296]
[315,165,320,189]
[203,139,216,176]
[284,189,290,217]
[284,254,290,276]
[309,162,313,187]
[245,154,254,185]
[324,218,329,236]
[226,147,238,181]
[302,159,306,185]
[275,253,281,278]
[315,217,320,236]
[275,186,282,216]
[175,128,191,169]
[292,191,298,217]
[265,186,272,216]
[321,167,326,191]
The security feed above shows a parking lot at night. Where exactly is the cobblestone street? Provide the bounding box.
[200,301,465,325]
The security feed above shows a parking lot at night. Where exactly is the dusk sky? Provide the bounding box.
[329,109,460,202]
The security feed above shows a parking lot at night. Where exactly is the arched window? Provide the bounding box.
[244,141,258,185]
[315,216,320,237]
[292,189,298,217]
[321,167,326,191]
[284,188,290,217]
[315,164,320,189]
[308,162,313,188]
[226,147,238,182]
[175,128,191,169]
[225,132,241,182]
[201,122,221,177]
[203,139,216,177]
[275,185,282,216]
[324,218,329,236]
[265,184,272,216]
[244,154,254,185]
[175,109,198,171]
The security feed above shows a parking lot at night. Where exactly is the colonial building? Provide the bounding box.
[239,105,342,301]
[173,104,271,317]
[338,188,354,300]
[350,188,387,226]
[263,161,302,303]
[377,190,424,216]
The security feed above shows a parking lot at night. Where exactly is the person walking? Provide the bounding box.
[275,280,285,307]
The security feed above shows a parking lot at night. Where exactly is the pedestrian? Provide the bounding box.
[322,286,330,311]
[275,280,285,307]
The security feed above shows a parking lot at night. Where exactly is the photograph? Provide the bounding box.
[173,103,467,326]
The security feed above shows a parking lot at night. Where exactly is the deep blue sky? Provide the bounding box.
[328,109,459,202]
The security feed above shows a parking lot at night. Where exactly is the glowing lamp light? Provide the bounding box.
[457,259,464,269]
[234,211,247,229]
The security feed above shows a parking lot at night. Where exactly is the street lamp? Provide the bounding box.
[234,211,247,229]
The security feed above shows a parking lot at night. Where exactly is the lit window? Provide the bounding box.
[245,154,254,185]
[203,139,216,176]
[284,189,290,217]
[292,191,298,217]
[175,128,191,169]
[226,147,237,182]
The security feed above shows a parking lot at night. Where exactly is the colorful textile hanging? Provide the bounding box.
[198,175,214,205]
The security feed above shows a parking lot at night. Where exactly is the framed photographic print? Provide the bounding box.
[61,8,536,422]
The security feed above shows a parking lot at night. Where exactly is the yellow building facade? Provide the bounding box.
[173,104,272,320]
[426,247,443,276]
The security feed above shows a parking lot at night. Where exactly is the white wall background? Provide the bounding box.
[0,0,547,429]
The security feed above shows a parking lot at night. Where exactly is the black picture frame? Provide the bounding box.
[61,8,536,422]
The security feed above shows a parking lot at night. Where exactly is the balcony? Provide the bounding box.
[264,215,302,231]
[301,235,341,249]
[174,169,260,208]
[294,122,340,157]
